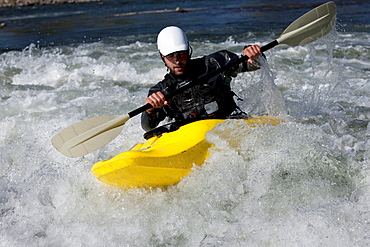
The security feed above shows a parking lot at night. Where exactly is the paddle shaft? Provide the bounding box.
[128,40,279,119]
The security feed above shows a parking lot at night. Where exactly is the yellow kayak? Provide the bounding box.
[91,116,281,188]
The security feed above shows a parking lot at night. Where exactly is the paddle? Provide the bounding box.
[52,1,336,158]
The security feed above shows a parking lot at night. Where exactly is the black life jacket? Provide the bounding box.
[160,51,239,122]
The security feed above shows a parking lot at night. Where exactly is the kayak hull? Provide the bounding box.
[91,116,281,188]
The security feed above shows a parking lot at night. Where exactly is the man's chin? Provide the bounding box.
[171,69,185,76]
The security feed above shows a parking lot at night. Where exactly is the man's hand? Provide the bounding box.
[243,44,262,64]
[145,91,167,114]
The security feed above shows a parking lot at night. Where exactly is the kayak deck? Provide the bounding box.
[91,116,282,188]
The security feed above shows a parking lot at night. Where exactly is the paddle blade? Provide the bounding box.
[277,1,336,46]
[52,114,130,158]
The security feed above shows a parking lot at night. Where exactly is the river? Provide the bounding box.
[1,0,369,246]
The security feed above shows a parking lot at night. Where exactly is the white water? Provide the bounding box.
[1,28,370,246]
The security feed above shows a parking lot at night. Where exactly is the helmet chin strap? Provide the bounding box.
[159,53,167,69]
[188,45,193,58]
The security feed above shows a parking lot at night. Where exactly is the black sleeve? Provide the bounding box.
[205,49,265,75]
[141,109,167,131]
[140,83,167,131]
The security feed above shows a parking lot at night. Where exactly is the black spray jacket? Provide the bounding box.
[141,50,262,131]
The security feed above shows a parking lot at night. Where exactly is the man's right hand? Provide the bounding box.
[145,91,167,114]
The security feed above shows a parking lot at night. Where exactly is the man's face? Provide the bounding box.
[162,51,189,76]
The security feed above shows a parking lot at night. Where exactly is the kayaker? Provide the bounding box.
[141,26,264,133]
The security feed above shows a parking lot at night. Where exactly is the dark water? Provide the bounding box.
[0,0,368,51]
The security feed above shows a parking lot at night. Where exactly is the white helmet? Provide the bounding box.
[157,26,189,56]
